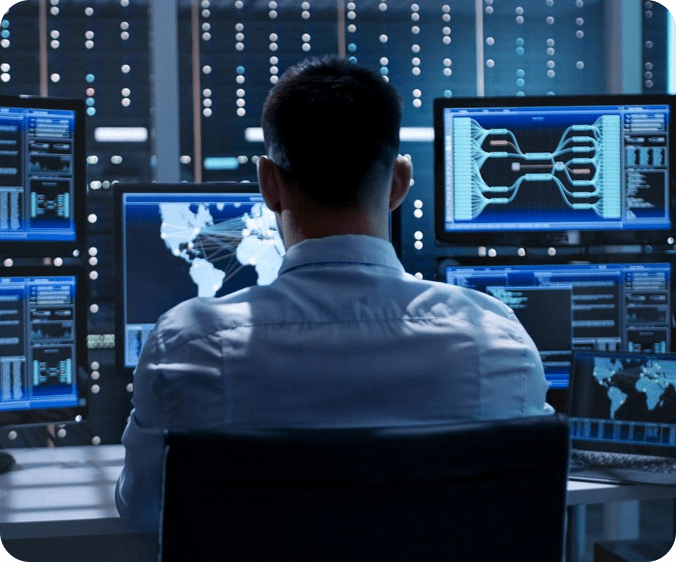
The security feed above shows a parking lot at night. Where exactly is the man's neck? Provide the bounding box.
[279,207,389,249]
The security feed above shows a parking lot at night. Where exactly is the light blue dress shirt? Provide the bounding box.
[115,234,553,531]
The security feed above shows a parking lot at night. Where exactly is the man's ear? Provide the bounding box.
[257,156,283,214]
[389,155,412,211]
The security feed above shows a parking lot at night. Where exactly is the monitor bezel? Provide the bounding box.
[0,266,89,426]
[568,349,676,458]
[438,252,676,394]
[433,93,676,249]
[0,95,87,259]
[113,181,264,376]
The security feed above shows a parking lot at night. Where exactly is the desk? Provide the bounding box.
[1,445,675,562]
[0,445,156,562]
[567,479,676,562]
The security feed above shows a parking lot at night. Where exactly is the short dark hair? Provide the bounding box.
[261,56,402,207]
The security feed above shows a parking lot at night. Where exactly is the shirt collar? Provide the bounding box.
[278,234,405,276]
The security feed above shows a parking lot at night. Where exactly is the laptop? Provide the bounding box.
[567,350,676,485]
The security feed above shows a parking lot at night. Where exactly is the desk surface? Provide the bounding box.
[0,445,132,540]
[1,444,675,540]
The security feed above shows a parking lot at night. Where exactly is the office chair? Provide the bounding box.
[159,413,569,562]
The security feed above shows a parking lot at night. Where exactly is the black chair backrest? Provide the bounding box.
[159,413,569,562]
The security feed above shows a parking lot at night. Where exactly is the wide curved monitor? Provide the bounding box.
[0,95,86,258]
[434,94,676,248]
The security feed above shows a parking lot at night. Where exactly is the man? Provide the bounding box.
[116,56,553,531]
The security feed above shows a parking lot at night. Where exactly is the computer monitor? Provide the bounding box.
[0,95,86,257]
[434,94,676,248]
[0,267,89,426]
[569,350,676,457]
[115,182,285,373]
[443,257,674,389]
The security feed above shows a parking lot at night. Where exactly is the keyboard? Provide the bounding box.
[569,449,676,485]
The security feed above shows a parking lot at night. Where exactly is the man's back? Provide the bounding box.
[117,235,552,530]
[151,234,550,426]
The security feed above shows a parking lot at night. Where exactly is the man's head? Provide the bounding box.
[261,56,403,207]
[259,56,410,246]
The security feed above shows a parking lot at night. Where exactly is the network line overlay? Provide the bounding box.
[452,115,621,220]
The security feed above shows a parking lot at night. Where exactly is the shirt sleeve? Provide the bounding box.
[115,327,167,532]
[511,311,556,417]
[115,306,227,531]
[473,301,555,419]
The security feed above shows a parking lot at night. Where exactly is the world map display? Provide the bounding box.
[159,201,284,297]
[122,195,285,368]
[592,356,676,420]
